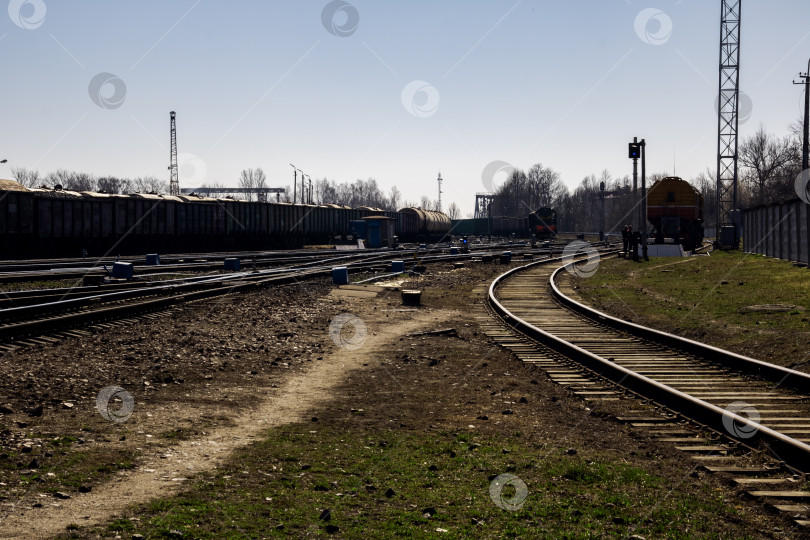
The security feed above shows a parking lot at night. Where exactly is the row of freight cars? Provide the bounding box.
[0,180,452,257]
[450,217,528,237]
[451,207,558,239]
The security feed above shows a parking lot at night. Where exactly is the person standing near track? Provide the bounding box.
[631,229,641,262]
[622,225,631,257]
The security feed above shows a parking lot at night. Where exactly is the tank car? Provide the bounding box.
[647,176,704,251]
[396,207,451,239]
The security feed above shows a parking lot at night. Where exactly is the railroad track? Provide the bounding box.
[0,246,550,350]
[0,242,538,284]
[483,257,810,528]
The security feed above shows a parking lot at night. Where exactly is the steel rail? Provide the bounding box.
[487,258,810,472]
[0,247,550,343]
[548,264,810,394]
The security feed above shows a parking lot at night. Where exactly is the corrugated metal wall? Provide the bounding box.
[742,200,810,264]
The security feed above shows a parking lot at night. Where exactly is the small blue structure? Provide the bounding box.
[500,251,512,263]
[111,262,134,279]
[332,266,349,285]
[224,258,241,271]
[349,220,367,240]
[349,216,395,248]
[391,260,405,272]
[145,253,160,265]
[450,247,459,255]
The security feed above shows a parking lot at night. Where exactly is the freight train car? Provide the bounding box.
[0,180,451,257]
[29,188,182,254]
[528,207,557,239]
[0,179,34,255]
[449,218,489,236]
[397,207,451,239]
[449,217,528,237]
[491,216,528,237]
[647,176,704,251]
[357,206,419,241]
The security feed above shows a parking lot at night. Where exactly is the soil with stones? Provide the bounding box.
[0,259,802,538]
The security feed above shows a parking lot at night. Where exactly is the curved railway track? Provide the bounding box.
[484,257,810,528]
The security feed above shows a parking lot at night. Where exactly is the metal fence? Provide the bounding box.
[742,198,810,264]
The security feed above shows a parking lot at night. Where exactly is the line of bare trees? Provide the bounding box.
[491,165,639,233]
[13,119,800,222]
[11,167,168,194]
[9,166,451,212]
[312,177,442,213]
[489,121,806,233]
[490,163,568,218]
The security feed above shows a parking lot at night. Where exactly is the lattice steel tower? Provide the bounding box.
[169,111,179,196]
[716,0,742,246]
[436,172,443,212]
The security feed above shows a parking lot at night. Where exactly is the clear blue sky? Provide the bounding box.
[2,0,808,216]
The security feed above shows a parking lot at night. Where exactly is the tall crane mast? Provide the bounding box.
[169,111,179,196]
[716,0,742,248]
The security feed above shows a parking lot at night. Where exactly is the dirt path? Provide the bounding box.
[0,307,455,539]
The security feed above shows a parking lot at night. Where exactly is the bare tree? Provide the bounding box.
[528,163,567,210]
[134,176,168,194]
[11,167,40,188]
[447,202,460,219]
[254,168,267,191]
[236,168,268,201]
[46,169,72,189]
[740,125,794,205]
[491,163,566,217]
[689,169,718,224]
[418,195,442,211]
[239,169,257,201]
[43,170,95,191]
[314,178,337,205]
[67,172,96,191]
[387,186,402,211]
[97,176,133,194]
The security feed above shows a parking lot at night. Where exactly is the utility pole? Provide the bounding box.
[633,137,639,229]
[641,139,649,261]
[794,59,810,171]
[628,139,641,260]
[630,137,640,227]
[599,181,605,242]
[289,164,297,203]
[169,111,179,196]
[437,172,443,212]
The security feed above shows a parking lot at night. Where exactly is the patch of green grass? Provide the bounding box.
[574,251,810,366]
[66,424,758,539]
[50,435,79,447]
[159,427,196,441]
[2,443,139,497]
[106,518,135,532]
